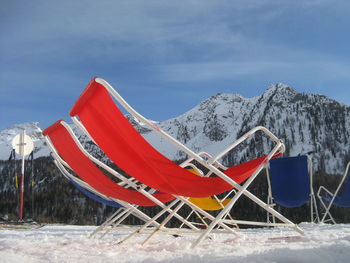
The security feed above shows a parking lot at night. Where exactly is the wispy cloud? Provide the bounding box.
[1,0,350,129]
[154,61,292,82]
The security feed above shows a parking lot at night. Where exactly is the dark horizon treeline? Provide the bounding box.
[0,157,349,226]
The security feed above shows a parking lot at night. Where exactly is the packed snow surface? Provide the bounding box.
[1,223,350,262]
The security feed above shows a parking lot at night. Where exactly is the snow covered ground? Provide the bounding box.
[1,223,350,262]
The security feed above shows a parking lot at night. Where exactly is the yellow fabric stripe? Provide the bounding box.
[186,168,232,211]
[188,197,232,211]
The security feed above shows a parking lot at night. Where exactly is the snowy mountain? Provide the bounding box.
[0,83,349,174]
[142,83,350,174]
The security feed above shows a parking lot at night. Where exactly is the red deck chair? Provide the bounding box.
[67,78,304,247]
[43,120,216,236]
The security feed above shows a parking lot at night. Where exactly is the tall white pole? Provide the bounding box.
[12,130,34,221]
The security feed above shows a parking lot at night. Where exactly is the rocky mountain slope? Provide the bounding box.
[141,83,350,174]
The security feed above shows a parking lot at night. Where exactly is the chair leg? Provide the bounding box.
[98,209,136,240]
[191,195,237,248]
[117,199,185,245]
[319,200,336,224]
[317,186,336,224]
[191,173,304,248]
[89,208,126,238]
[142,200,187,245]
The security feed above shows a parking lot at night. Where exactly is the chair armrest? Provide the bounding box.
[210,126,285,164]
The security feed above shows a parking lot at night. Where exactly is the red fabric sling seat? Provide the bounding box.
[43,121,175,206]
[69,78,276,198]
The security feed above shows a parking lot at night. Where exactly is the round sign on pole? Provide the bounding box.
[12,133,34,156]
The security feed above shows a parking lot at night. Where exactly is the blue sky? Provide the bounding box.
[1,0,350,130]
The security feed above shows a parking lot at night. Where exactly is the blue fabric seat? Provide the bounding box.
[322,195,350,207]
[269,155,310,208]
[50,154,123,208]
[67,177,123,208]
[321,173,350,207]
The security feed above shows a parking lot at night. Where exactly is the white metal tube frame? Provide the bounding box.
[265,167,276,225]
[66,119,241,238]
[317,161,350,223]
[47,134,212,240]
[308,157,320,223]
[54,121,202,233]
[48,135,220,238]
[70,118,244,241]
[61,120,245,241]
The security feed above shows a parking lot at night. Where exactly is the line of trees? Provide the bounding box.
[0,157,349,226]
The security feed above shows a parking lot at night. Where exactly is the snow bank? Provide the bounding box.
[1,223,350,262]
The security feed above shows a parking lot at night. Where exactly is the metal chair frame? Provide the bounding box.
[317,161,350,223]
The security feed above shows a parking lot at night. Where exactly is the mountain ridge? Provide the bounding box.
[0,83,349,174]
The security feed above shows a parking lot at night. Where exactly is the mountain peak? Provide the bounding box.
[268,83,291,90]
[265,83,297,95]
[262,83,299,102]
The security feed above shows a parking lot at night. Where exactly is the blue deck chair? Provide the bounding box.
[69,177,123,208]
[266,155,319,223]
[50,153,123,209]
[66,175,129,237]
[317,161,350,223]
